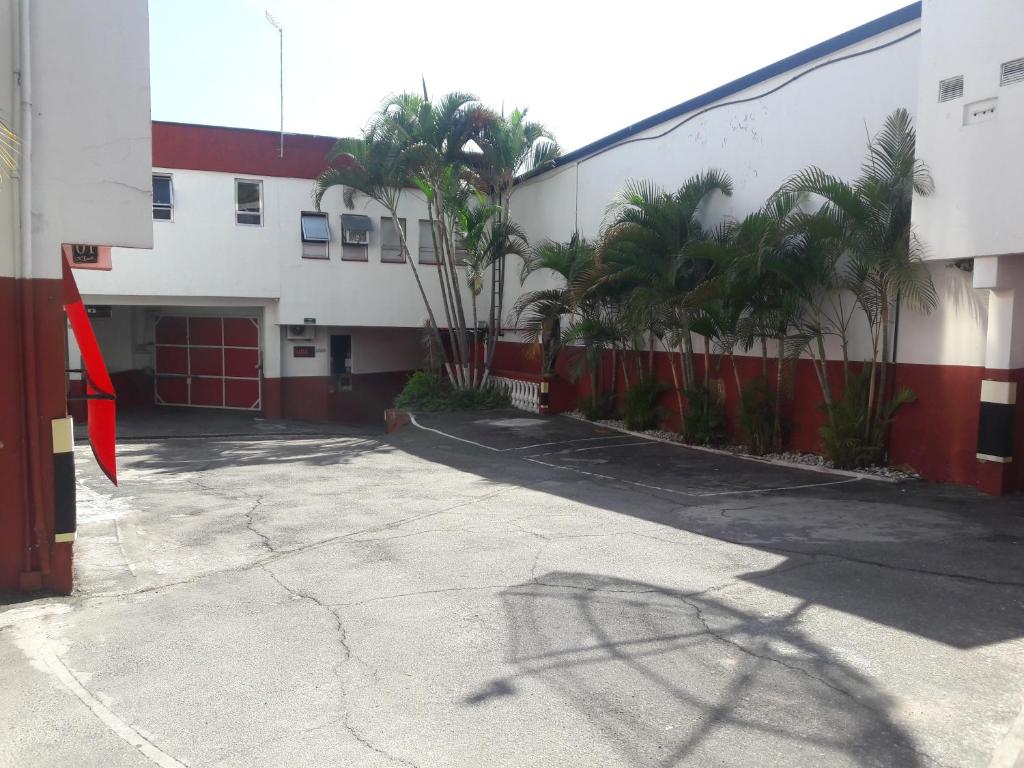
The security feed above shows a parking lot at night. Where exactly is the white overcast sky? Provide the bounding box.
[150,0,913,152]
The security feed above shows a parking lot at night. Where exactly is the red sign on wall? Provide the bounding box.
[293,346,315,358]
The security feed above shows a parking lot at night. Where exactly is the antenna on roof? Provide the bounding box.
[265,11,284,158]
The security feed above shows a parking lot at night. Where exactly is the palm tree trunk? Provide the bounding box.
[669,344,685,434]
[876,301,891,445]
[703,335,711,388]
[760,337,768,379]
[391,208,454,383]
[609,346,617,406]
[865,310,882,442]
[620,344,632,391]
[773,334,785,452]
[814,332,834,420]
[682,332,696,389]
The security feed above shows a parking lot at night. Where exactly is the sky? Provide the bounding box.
[149,0,914,153]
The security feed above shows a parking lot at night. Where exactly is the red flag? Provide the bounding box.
[62,258,117,485]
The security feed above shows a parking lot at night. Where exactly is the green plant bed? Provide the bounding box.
[623,377,668,431]
[394,371,511,412]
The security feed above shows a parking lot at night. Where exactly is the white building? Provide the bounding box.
[74,122,460,423]
[69,0,1024,496]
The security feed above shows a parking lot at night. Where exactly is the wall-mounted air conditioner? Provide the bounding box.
[343,228,369,245]
[287,324,315,341]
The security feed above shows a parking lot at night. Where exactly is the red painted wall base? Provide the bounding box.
[2,276,74,594]
[493,340,1011,494]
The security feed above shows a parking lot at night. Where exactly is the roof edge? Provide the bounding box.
[545,2,922,172]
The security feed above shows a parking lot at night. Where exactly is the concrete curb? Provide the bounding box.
[562,413,910,484]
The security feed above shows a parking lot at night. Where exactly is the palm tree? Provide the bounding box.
[781,108,935,453]
[459,204,531,382]
[472,108,560,374]
[598,171,734,430]
[314,134,454,383]
[512,234,595,376]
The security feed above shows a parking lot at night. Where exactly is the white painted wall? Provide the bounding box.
[28,0,152,278]
[281,326,423,377]
[507,16,992,368]
[913,0,1024,262]
[79,170,475,330]
[0,0,152,280]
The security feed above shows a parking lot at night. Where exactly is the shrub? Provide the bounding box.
[578,393,615,421]
[623,377,668,431]
[683,384,726,445]
[394,371,510,412]
[819,369,915,468]
[739,377,775,455]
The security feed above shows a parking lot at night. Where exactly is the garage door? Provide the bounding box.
[154,316,261,410]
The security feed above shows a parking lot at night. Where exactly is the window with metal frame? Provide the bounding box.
[341,214,371,261]
[381,217,406,263]
[153,174,173,221]
[235,179,263,225]
[301,212,330,259]
[418,219,441,264]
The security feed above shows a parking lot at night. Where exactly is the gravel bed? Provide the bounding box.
[565,410,919,481]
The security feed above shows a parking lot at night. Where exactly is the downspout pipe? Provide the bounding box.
[15,0,49,578]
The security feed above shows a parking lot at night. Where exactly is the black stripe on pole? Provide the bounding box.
[52,418,76,543]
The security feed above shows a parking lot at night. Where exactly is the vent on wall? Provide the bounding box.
[938,75,964,102]
[1001,57,1024,86]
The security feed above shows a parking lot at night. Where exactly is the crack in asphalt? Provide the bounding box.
[259,564,419,768]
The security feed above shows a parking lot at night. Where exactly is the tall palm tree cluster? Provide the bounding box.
[515,109,935,467]
[314,86,559,389]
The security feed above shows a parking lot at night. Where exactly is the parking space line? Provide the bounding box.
[408,414,506,452]
[513,435,638,451]
[532,441,657,457]
[409,415,862,498]
[526,455,861,498]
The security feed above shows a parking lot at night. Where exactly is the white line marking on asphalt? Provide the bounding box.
[534,441,656,457]
[525,456,861,497]
[513,435,637,450]
[7,606,187,768]
[694,477,862,496]
[410,415,862,497]
[408,414,505,452]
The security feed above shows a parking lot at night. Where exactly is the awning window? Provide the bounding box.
[341,214,373,232]
[300,212,330,243]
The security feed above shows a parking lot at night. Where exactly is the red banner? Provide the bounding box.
[61,258,117,485]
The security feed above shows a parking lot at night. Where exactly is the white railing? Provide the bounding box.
[490,376,541,413]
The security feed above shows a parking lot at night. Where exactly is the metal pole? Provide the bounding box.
[277,26,283,158]
[266,12,284,158]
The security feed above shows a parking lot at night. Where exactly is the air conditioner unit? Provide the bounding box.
[287,324,315,341]
[342,229,369,245]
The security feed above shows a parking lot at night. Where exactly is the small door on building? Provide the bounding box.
[154,315,262,410]
[330,334,352,391]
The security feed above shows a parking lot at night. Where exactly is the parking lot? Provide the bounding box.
[4,409,1024,767]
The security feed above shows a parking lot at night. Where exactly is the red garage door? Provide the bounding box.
[154,316,261,410]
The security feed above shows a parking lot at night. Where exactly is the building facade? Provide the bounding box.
[2,0,153,593]
[65,1,1024,504]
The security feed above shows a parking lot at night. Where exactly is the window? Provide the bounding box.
[342,214,372,261]
[418,219,440,264]
[330,334,352,391]
[235,179,263,225]
[381,217,406,263]
[300,212,330,259]
[153,174,173,221]
[454,234,469,266]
